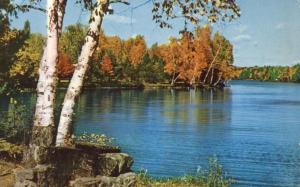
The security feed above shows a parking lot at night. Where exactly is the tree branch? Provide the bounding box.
[19,5,47,13]
[110,0,130,5]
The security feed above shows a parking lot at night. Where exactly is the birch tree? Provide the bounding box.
[32,0,67,153]
[56,0,109,146]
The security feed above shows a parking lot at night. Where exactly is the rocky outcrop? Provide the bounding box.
[97,153,133,177]
[70,172,137,187]
[13,143,136,187]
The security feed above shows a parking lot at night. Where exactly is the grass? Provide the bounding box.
[136,157,234,187]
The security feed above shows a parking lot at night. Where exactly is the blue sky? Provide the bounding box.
[11,0,300,67]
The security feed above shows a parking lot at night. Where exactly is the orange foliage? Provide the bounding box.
[98,32,123,59]
[125,35,147,65]
[101,56,114,75]
[92,27,234,87]
[160,28,213,85]
[57,53,75,78]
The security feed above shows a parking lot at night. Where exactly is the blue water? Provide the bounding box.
[1,81,300,186]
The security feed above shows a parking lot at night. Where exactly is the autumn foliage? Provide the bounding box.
[3,24,239,89]
[159,26,235,87]
[101,56,114,76]
[57,53,75,78]
[84,26,237,87]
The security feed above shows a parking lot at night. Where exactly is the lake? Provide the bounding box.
[1,80,300,186]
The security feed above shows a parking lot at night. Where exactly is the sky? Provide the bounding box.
[11,0,300,67]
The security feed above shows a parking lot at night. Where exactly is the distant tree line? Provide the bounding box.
[1,22,238,94]
[238,65,300,82]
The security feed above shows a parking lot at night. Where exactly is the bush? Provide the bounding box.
[0,98,32,144]
[136,156,234,187]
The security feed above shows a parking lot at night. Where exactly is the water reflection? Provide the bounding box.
[161,88,232,125]
[75,88,232,128]
[1,81,300,186]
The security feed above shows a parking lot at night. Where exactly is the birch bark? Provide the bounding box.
[32,0,67,151]
[56,0,108,147]
[32,0,58,143]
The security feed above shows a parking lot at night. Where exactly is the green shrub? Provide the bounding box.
[136,156,234,187]
[0,98,32,144]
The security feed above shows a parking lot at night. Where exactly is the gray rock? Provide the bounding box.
[70,177,103,187]
[97,153,133,176]
[114,172,137,187]
[14,180,37,187]
[70,172,137,187]
[15,144,135,186]
[15,169,34,181]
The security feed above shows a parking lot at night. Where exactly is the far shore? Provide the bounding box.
[2,79,300,95]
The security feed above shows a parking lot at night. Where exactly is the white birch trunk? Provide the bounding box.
[34,0,58,128]
[34,0,67,127]
[34,50,47,127]
[29,0,68,165]
[58,0,67,36]
[56,0,108,147]
[28,0,60,164]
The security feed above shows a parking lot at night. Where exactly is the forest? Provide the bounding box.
[1,21,239,95]
[238,65,300,82]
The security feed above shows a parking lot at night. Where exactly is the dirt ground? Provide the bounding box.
[0,161,23,187]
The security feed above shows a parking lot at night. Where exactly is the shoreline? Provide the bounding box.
[3,80,300,95]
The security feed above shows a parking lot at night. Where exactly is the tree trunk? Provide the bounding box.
[203,44,221,84]
[30,0,67,164]
[58,0,67,36]
[171,72,176,86]
[32,0,60,147]
[56,0,108,147]
[190,64,198,86]
[210,68,214,85]
[171,73,181,86]
[34,0,67,131]
[214,74,222,87]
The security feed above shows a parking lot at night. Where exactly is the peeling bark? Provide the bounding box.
[34,0,59,133]
[31,1,68,164]
[34,0,67,135]
[56,0,108,147]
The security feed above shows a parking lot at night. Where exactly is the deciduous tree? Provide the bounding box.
[10,33,45,86]
[57,53,75,78]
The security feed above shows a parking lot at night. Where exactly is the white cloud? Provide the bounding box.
[105,15,136,24]
[233,34,252,42]
[275,23,286,30]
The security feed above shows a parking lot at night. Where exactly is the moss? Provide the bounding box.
[31,125,55,147]
[0,139,25,162]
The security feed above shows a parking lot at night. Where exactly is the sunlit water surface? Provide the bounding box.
[1,81,300,186]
